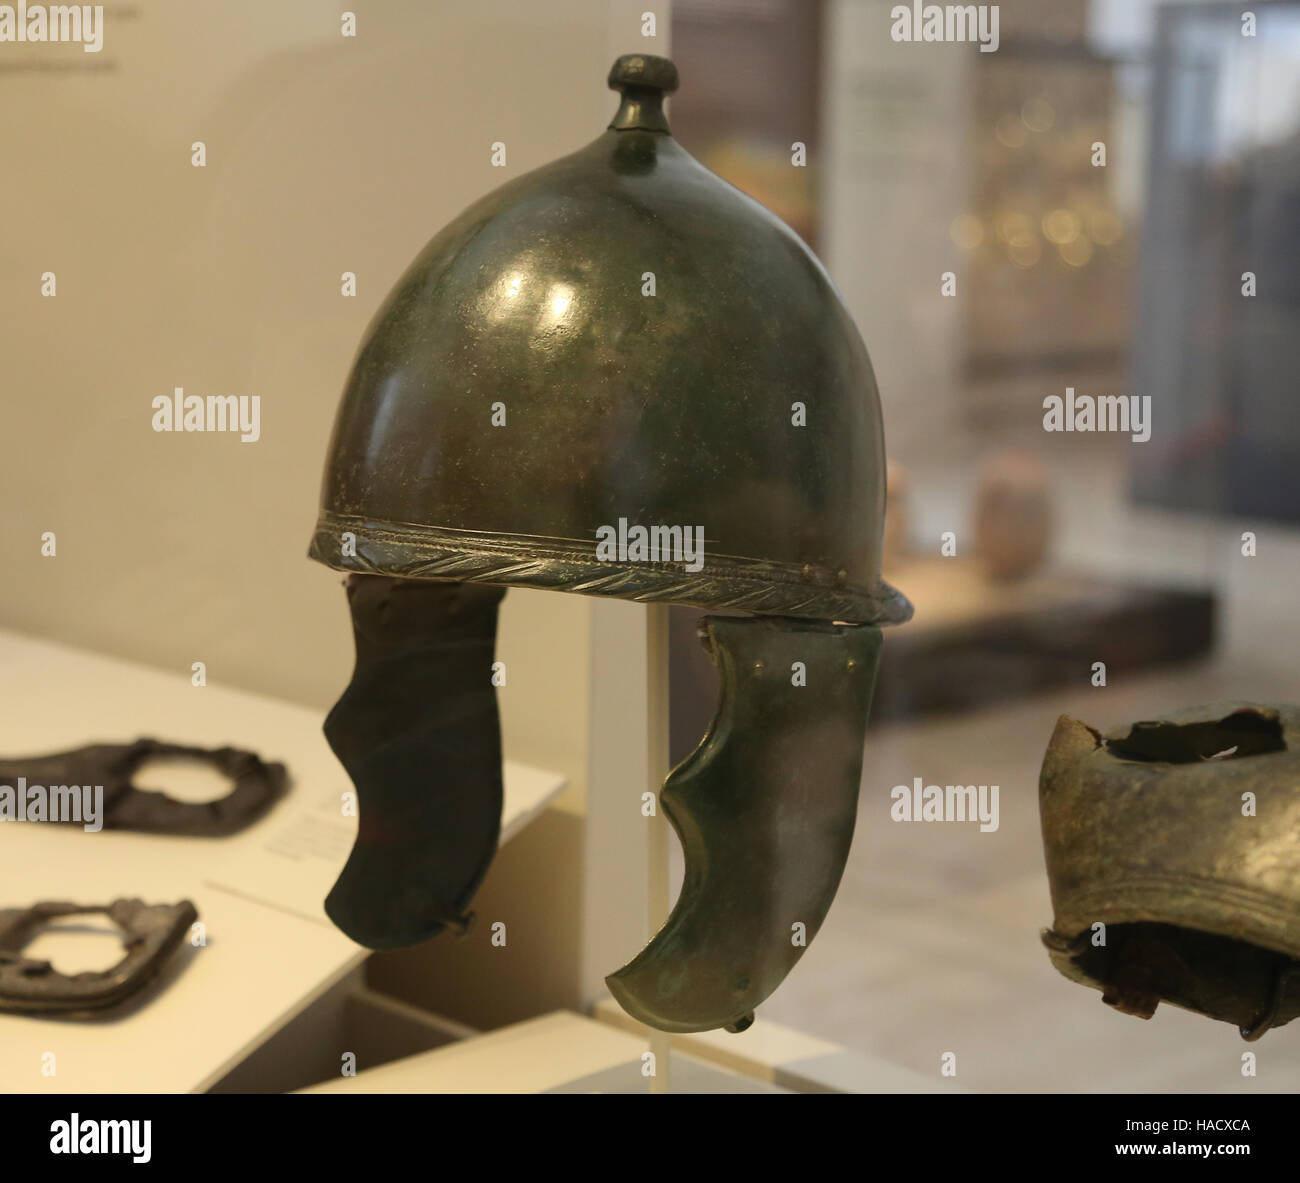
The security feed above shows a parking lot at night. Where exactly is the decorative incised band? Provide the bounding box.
[309,512,914,626]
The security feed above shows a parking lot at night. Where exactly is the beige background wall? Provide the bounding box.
[0,0,668,808]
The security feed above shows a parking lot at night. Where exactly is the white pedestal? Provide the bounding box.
[301,1011,783,1094]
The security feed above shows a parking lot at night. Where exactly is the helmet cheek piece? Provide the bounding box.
[1039,706,1300,1039]
[0,899,197,1015]
[322,575,505,950]
[607,614,882,1033]
[0,739,286,837]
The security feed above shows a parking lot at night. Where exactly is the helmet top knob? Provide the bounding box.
[607,54,678,134]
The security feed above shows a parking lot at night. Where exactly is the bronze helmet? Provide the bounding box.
[309,54,910,1033]
[1040,704,1300,1039]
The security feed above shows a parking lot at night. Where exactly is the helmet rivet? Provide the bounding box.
[847,659,857,672]
[801,564,814,580]
[835,568,848,584]
[752,661,764,675]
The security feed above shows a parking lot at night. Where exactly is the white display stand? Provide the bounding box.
[593,1000,949,1093]
[301,1011,782,1094]
[0,629,566,1093]
[580,599,675,1090]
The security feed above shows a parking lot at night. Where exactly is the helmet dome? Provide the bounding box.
[310,54,910,626]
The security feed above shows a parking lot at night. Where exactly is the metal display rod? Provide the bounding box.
[646,604,671,1094]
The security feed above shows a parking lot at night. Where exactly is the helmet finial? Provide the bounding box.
[607,53,678,133]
